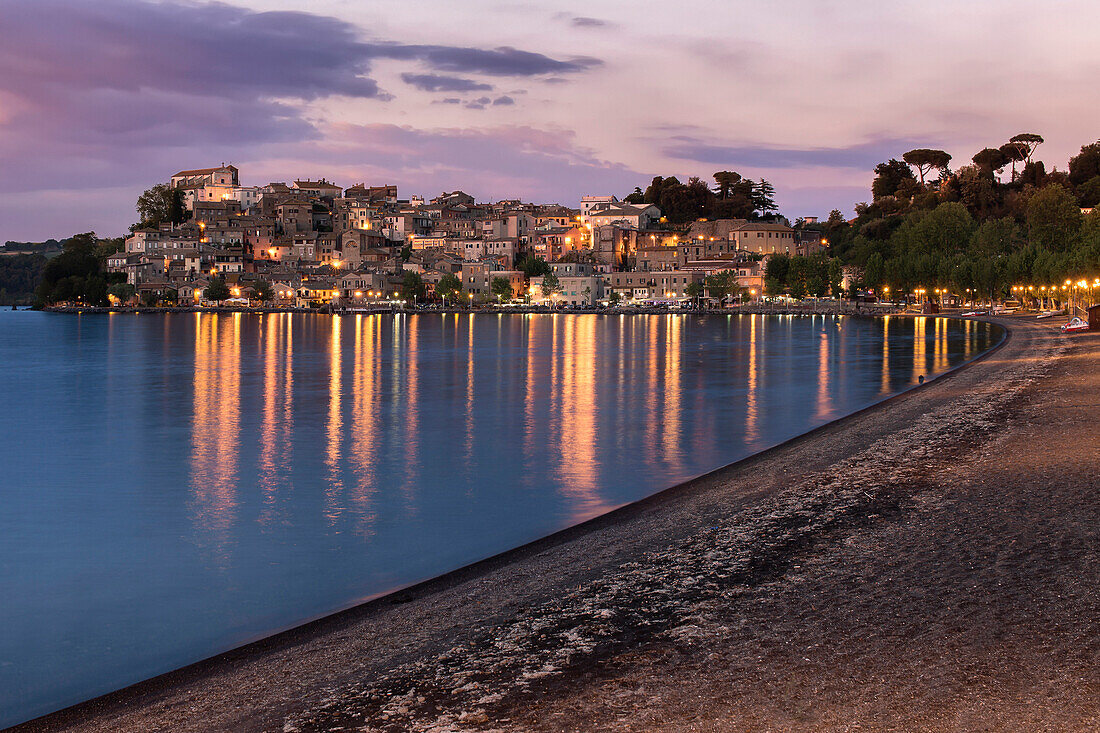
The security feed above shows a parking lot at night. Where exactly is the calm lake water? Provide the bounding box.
[0,310,1000,726]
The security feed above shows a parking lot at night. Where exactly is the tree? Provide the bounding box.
[751,179,779,217]
[998,143,1027,181]
[969,218,1023,259]
[108,282,135,304]
[490,276,513,300]
[517,255,551,278]
[903,149,952,185]
[827,258,843,296]
[872,159,916,200]
[436,272,462,301]
[135,184,185,229]
[400,270,426,301]
[204,277,230,302]
[1008,133,1044,165]
[910,202,977,255]
[253,281,274,302]
[1069,141,1100,186]
[684,281,704,305]
[1077,176,1100,208]
[34,233,112,307]
[765,253,790,294]
[623,187,645,204]
[972,147,1010,180]
[141,290,160,307]
[540,272,561,299]
[1027,184,1082,251]
[713,171,743,199]
[400,244,413,262]
[704,270,742,303]
[863,252,885,289]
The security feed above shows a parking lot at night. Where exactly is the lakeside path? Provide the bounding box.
[16,316,1100,732]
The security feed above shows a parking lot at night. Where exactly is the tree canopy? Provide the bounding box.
[902,149,951,184]
[134,184,186,231]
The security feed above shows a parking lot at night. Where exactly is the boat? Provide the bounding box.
[960,310,985,317]
[1060,316,1090,334]
[1036,310,1058,319]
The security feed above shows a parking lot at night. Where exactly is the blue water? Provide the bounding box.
[0,311,999,726]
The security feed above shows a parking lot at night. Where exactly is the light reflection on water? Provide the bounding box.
[0,311,1000,728]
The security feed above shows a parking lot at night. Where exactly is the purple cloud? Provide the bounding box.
[300,123,645,204]
[400,74,493,92]
[492,96,516,106]
[0,0,607,239]
[571,17,610,28]
[664,137,931,170]
[465,97,493,110]
[371,45,601,76]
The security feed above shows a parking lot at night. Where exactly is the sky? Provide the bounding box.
[2,0,1100,241]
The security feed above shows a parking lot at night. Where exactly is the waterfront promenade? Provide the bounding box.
[16,316,1099,732]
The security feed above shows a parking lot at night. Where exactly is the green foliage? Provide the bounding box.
[0,254,47,305]
[765,254,839,298]
[969,218,1023,259]
[872,159,915,199]
[908,202,977,255]
[490,276,513,299]
[902,149,952,184]
[399,270,426,301]
[33,232,116,307]
[764,254,790,295]
[704,270,742,302]
[540,272,561,298]
[1069,141,1100,186]
[1008,133,1044,164]
[134,184,186,230]
[253,281,274,302]
[1027,184,1082,251]
[1076,176,1100,208]
[517,255,551,278]
[204,277,230,302]
[108,282,135,303]
[637,172,769,223]
[436,272,463,300]
[684,281,704,301]
[827,258,843,296]
[972,147,1009,178]
[751,179,779,217]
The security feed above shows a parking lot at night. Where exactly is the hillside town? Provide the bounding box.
[104,165,827,308]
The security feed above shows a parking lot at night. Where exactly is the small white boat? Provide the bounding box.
[960,310,984,317]
[1061,316,1090,334]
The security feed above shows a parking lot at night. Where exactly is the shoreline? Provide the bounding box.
[38,302,903,317]
[14,315,1091,733]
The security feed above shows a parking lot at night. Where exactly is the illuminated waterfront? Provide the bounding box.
[0,311,999,727]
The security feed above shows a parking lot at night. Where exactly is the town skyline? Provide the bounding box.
[4,0,1100,241]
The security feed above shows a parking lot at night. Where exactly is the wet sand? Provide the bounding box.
[15,316,1099,732]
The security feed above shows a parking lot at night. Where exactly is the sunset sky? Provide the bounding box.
[2,0,1099,240]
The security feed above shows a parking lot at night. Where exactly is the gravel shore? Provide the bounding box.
[16,316,1099,733]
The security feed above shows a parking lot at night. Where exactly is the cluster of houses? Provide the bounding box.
[108,165,827,307]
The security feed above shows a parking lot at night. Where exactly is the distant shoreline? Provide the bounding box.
[39,302,903,317]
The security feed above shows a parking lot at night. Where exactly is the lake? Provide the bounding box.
[0,310,1001,726]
